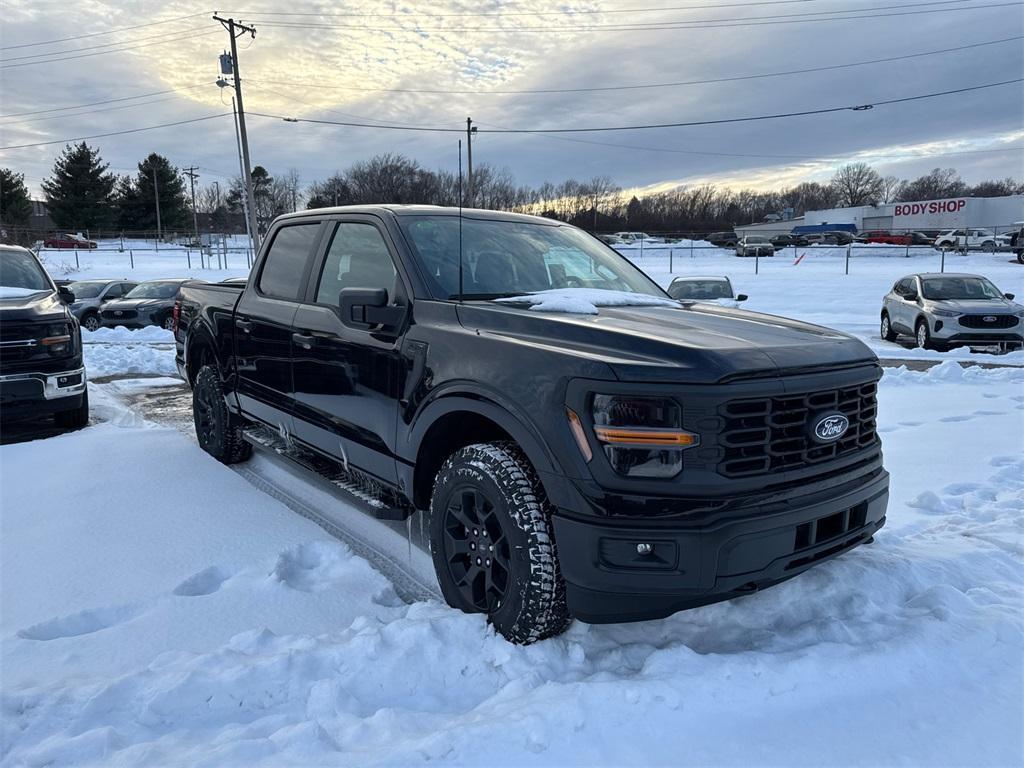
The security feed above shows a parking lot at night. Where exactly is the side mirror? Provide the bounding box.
[736,294,748,302]
[340,287,406,331]
[57,286,75,304]
[1005,293,1015,300]
[904,292,918,302]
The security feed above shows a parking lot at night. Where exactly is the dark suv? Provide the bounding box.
[176,206,889,644]
[101,279,189,329]
[0,245,89,429]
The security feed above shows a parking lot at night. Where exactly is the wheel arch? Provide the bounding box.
[405,393,562,512]
[184,325,220,386]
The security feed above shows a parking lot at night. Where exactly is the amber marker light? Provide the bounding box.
[566,407,593,462]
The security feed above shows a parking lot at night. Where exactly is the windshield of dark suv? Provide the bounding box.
[0,248,52,294]
[397,215,665,300]
[66,281,105,299]
[124,281,182,299]
[920,276,1002,300]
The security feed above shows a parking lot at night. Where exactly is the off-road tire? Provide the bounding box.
[880,312,897,342]
[429,441,571,644]
[54,387,89,430]
[193,365,252,464]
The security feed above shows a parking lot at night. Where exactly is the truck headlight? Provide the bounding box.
[591,395,698,479]
[40,322,72,355]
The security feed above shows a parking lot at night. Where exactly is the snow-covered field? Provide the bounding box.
[1,238,1022,766]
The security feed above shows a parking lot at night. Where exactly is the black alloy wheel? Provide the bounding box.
[441,486,512,613]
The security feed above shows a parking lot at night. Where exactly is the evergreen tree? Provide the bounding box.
[0,168,33,230]
[119,154,189,232]
[41,142,117,231]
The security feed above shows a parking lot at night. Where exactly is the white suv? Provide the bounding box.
[880,272,1024,351]
[933,229,998,252]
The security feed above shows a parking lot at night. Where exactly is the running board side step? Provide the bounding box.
[242,425,413,521]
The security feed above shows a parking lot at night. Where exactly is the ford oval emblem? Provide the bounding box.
[812,413,849,443]
[983,316,997,322]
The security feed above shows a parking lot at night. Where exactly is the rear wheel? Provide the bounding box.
[981,241,996,253]
[54,387,89,431]
[429,441,571,644]
[880,312,897,342]
[193,365,252,464]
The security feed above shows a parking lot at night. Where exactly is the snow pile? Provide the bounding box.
[496,288,680,315]
[82,326,177,379]
[1,366,1022,765]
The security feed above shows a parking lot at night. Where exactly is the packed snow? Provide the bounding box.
[1,236,1022,765]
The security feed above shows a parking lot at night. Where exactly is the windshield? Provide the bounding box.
[921,276,1003,300]
[397,215,665,300]
[125,281,181,299]
[669,280,733,300]
[67,281,105,299]
[0,249,52,293]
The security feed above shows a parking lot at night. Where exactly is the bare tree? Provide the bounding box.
[830,163,884,207]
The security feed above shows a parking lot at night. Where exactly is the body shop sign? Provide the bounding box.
[894,199,966,216]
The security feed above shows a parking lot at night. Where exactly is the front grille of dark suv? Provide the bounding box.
[958,314,1019,329]
[102,309,138,321]
[717,382,878,478]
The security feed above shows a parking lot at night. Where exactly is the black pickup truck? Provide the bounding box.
[0,245,89,430]
[175,206,889,643]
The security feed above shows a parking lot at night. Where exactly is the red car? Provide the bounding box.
[43,233,98,249]
[862,231,911,246]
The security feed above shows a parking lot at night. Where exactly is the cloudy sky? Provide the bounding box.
[2,0,1022,200]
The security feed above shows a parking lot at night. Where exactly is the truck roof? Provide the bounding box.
[275,205,561,227]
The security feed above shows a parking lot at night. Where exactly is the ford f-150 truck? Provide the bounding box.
[175,206,889,644]
[1,245,89,429]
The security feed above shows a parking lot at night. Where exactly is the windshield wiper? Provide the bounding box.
[448,292,530,301]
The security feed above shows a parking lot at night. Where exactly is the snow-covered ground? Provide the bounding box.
[618,241,1024,365]
[2,238,1022,765]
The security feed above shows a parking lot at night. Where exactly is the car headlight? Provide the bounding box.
[589,395,698,479]
[931,309,961,317]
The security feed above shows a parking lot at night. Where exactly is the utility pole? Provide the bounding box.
[466,117,476,208]
[183,166,200,245]
[152,165,162,247]
[213,15,260,253]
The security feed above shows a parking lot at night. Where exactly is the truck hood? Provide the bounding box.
[458,301,876,383]
[0,290,70,324]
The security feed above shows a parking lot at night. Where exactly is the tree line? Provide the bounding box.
[1,142,1020,239]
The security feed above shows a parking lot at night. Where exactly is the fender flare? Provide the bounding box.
[183,322,220,385]
[403,387,561,478]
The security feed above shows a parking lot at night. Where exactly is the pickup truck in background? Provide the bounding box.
[175,205,889,644]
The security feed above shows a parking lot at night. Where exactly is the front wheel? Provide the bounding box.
[193,365,252,464]
[880,312,897,342]
[81,314,101,332]
[916,319,939,351]
[161,314,175,331]
[981,241,996,253]
[429,442,571,644]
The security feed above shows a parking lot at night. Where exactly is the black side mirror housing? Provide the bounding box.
[736,294,748,302]
[57,286,75,304]
[1005,293,1015,300]
[340,287,406,331]
[904,292,918,302]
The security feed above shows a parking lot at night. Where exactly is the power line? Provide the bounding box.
[0,82,216,120]
[0,114,231,151]
[247,78,1024,135]
[247,36,1021,96]
[1,95,201,128]
[247,0,1022,32]
[0,11,211,51]
[0,26,212,64]
[0,29,220,69]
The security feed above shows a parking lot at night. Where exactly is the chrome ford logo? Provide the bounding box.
[983,316,997,322]
[115,310,123,315]
[812,413,849,443]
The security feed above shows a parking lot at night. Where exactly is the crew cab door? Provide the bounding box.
[234,220,324,434]
[290,216,408,485]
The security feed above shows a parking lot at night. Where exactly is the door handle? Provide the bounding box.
[236,319,253,333]
[292,332,315,350]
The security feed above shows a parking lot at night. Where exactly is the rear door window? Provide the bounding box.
[258,224,321,301]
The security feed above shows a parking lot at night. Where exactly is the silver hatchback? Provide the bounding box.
[880,273,1024,351]
[65,279,138,331]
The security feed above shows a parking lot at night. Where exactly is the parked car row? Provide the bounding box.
[64,278,191,331]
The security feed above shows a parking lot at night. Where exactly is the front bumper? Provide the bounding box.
[552,468,889,623]
[929,318,1023,347]
[0,367,87,417]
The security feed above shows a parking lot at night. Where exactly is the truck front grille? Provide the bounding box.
[958,314,1019,329]
[717,382,878,478]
